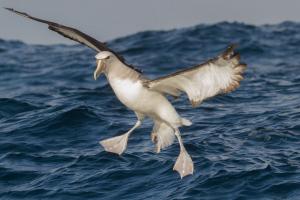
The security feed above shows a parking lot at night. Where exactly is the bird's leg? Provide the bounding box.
[173,128,194,178]
[151,132,157,143]
[151,121,159,143]
[100,113,143,155]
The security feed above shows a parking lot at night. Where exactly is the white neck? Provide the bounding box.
[105,59,141,82]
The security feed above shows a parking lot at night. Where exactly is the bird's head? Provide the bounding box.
[94,51,115,80]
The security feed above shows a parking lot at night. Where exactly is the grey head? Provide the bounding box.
[94,51,118,80]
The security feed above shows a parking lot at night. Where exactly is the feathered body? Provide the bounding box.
[102,47,245,155]
[104,58,186,152]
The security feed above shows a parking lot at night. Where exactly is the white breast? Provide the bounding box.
[109,78,143,107]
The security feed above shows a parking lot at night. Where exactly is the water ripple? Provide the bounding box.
[0,22,300,199]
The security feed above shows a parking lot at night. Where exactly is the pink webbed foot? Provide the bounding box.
[173,149,194,178]
[100,133,129,155]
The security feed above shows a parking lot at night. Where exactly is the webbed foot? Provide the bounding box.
[173,149,194,178]
[100,133,129,155]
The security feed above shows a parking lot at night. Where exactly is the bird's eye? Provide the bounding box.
[106,56,110,59]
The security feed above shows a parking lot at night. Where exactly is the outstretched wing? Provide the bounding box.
[5,8,126,62]
[143,45,247,107]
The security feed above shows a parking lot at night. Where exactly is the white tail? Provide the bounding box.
[152,121,175,153]
[181,118,192,126]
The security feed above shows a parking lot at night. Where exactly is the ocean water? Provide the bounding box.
[0,22,300,200]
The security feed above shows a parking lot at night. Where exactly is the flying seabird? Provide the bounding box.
[6,8,247,178]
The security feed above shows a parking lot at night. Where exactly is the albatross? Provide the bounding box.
[6,8,247,178]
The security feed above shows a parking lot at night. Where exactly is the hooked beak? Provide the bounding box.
[94,60,105,80]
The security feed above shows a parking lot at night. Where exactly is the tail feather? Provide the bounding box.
[181,118,192,126]
[152,121,175,153]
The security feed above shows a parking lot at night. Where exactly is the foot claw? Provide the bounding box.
[100,133,129,155]
[173,150,194,178]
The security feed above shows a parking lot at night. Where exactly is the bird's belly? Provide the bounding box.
[108,78,181,125]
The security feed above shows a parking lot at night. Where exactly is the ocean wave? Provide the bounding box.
[0,22,300,199]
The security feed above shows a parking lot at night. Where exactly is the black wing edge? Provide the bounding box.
[4,7,142,73]
[4,8,108,51]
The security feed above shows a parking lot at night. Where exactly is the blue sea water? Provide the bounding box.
[0,22,300,200]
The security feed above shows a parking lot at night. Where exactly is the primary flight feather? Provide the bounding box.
[6,8,247,178]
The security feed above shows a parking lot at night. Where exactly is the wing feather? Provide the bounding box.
[144,45,247,107]
[5,8,110,52]
[5,8,137,69]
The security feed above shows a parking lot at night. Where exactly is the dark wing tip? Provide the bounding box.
[222,44,239,59]
[5,7,23,14]
[4,7,13,11]
[4,7,33,20]
[228,43,238,50]
[216,44,247,94]
[4,7,12,10]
